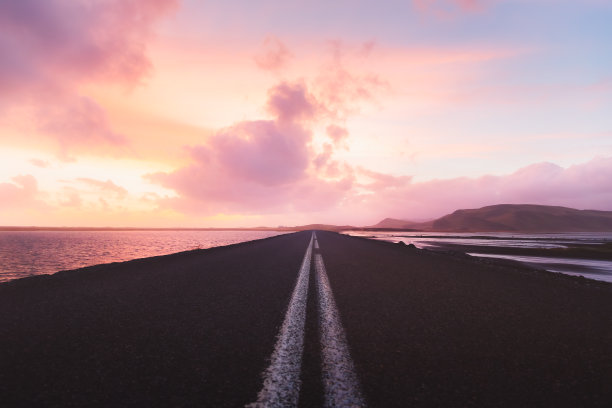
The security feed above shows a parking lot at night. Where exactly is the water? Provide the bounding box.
[344,231,612,283]
[0,230,287,283]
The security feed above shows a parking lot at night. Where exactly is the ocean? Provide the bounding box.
[0,230,287,283]
[345,231,612,283]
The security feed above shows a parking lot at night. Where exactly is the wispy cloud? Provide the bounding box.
[76,178,128,199]
[29,158,50,169]
[0,175,45,210]
[254,36,292,72]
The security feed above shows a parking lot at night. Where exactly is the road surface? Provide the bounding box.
[1,230,611,407]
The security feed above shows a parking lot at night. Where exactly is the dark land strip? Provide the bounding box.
[316,231,612,407]
[1,231,611,407]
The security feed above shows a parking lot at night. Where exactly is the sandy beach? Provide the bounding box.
[1,231,611,407]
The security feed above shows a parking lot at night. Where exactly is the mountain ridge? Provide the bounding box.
[374,204,612,232]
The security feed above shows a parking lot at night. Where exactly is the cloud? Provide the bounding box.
[0,0,177,89]
[0,174,45,210]
[29,158,50,168]
[147,80,353,215]
[77,178,128,199]
[254,36,292,72]
[60,191,83,208]
[266,81,318,123]
[354,156,612,221]
[38,96,127,159]
[326,125,349,148]
[147,44,390,217]
[0,0,177,157]
[357,167,412,190]
[313,143,334,169]
[315,40,389,121]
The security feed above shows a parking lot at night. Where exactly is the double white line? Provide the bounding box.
[248,232,365,408]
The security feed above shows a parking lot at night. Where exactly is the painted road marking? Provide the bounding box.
[314,245,366,408]
[249,232,365,407]
[247,233,314,407]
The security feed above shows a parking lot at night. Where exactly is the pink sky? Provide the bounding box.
[1,0,611,227]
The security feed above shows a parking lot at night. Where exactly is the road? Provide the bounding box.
[1,230,611,407]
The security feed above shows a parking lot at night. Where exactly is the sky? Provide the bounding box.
[1,0,611,227]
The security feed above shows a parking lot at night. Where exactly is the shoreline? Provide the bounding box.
[348,231,612,284]
[0,230,289,284]
[6,232,611,288]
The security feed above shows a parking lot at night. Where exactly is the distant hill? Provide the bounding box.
[427,204,612,232]
[369,217,433,231]
[370,218,415,229]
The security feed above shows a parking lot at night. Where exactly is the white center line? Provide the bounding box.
[314,233,366,408]
[247,233,314,408]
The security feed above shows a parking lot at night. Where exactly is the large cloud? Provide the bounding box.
[0,0,177,157]
[148,81,353,215]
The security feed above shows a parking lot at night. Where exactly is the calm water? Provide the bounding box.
[0,230,287,283]
[345,231,612,283]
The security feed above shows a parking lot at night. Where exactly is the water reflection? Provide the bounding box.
[0,230,286,283]
[345,231,612,283]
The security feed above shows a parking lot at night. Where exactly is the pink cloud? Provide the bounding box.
[0,0,176,89]
[266,81,318,123]
[147,80,353,215]
[357,168,412,190]
[60,191,83,208]
[0,0,176,157]
[355,156,612,221]
[200,120,311,186]
[29,158,50,168]
[314,143,334,169]
[0,175,45,210]
[315,41,390,121]
[144,46,393,219]
[326,125,349,147]
[254,36,292,72]
[77,178,128,199]
[37,96,127,159]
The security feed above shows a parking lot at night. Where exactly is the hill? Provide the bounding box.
[370,218,415,229]
[428,204,612,232]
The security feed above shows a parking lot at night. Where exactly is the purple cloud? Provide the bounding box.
[254,36,292,72]
[148,80,353,215]
[0,0,176,157]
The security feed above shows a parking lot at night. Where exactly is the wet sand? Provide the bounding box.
[1,231,611,407]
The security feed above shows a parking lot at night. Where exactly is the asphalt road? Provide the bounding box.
[0,232,310,407]
[316,231,612,407]
[1,230,611,407]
